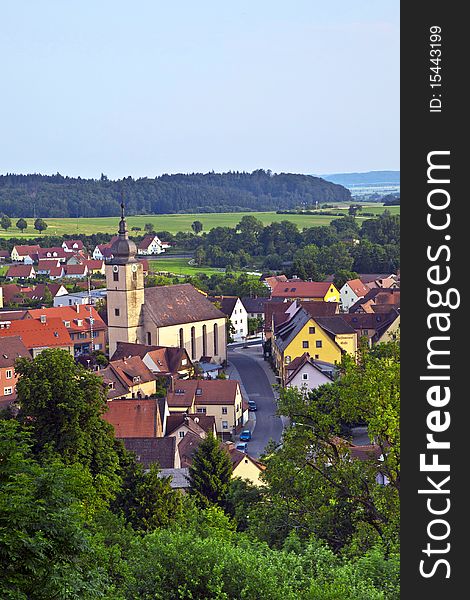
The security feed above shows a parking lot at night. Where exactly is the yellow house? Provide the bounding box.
[226,443,266,487]
[273,309,357,383]
[98,356,157,399]
[271,281,340,303]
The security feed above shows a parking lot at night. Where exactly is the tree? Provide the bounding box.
[16,217,27,232]
[34,217,47,234]
[189,433,233,507]
[0,214,11,231]
[16,349,120,495]
[333,269,359,290]
[144,222,154,234]
[191,220,203,235]
[42,285,53,307]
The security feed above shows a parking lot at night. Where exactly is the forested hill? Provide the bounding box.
[0,170,350,218]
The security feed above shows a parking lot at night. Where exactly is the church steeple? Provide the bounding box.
[109,200,138,264]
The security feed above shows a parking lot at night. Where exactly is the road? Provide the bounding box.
[228,346,283,458]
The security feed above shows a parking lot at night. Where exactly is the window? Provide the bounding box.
[113,271,119,281]
[93,331,99,337]
[222,421,229,429]
[181,358,187,366]
[315,354,319,359]
[309,326,315,334]
[179,431,185,438]
[302,373,308,381]
[197,407,206,414]
[4,387,13,395]
[147,332,152,345]
[316,340,322,348]
[363,329,369,335]
[285,356,291,364]
[213,323,218,355]
[191,326,196,359]
[202,324,207,357]
[95,344,101,350]
[5,370,12,379]
[302,341,309,348]
[222,407,228,414]
[179,328,184,349]
[115,308,120,317]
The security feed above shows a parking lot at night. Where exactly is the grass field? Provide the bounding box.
[0,205,399,239]
[148,258,246,277]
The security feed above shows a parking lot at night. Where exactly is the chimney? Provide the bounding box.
[225,441,235,451]
[40,314,46,324]
[76,303,80,313]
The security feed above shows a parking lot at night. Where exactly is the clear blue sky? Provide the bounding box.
[1,1,399,179]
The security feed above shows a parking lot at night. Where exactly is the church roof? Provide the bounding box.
[144,283,225,327]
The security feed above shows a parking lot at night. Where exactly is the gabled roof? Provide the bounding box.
[0,317,72,350]
[341,310,399,332]
[240,297,267,313]
[144,284,225,327]
[65,264,88,276]
[274,308,311,353]
[167,379,240,409]
[37,247,68,260]
[349,288,401,313]
[166,414,216,436]
[284,352,333,384]
[12,245,40,256]
[299,301,339,318]
[27,305,107,332]
[102,398,159,437]
[271,280,333,299]
[37,259,61,269]
[137,235,161,250]
[208,296,239,317]
[0,336,31,368]
[178,431,203,468]
[122,437,176,469]
[63,239,84,251]
[345,279,369,298]
[6,264,35,278]
[111,342,192,375]
[84,259,104,271]
[314,316,356,336]
[226,444,265,471]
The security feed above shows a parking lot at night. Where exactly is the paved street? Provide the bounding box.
[228,345,283,458]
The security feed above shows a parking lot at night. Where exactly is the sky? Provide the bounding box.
[1,1,399,179]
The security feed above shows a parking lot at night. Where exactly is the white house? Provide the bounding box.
[53,289,107,307]
[340,279,370,312]
[210,296,248,343]
[10,245,40,263]
[284,353,334,393]
[137,235,168,255]
[62,240,85,253]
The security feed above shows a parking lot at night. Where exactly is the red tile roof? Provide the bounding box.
[6,265,36,278]
[102,399,159,437]
[27,304,107,332]
[0,336,31,368]
[65,264,88,276]
[167,379,240,409]
[271,281,333,299]
[346,279,369,297]
[12,245,40,256]
[0,317,72,350]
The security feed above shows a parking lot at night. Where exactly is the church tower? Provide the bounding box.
[106,203,145,357]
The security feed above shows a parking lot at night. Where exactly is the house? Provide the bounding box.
[0,283,68,307]
[137,234,169,255]
[330,437,389,486]
[166,379,245,438]
[92,239,117,261]
[102,397,165,437]
[225,442,266,486]
[84,260,105,275]
[27,304,107,354]
[264,300,339,340]
[0,250,10,263]
[6,264,36,280]
[349,288,401,314]
[271,280,340,303]
[122,437,178,469]
[105,210,227,361]
[0,317,74,357]
[340,279,370,312]
[64,264,88,279]
[272,308,357,383]
[36,259,65,279]
[53,289,107,307]
[0,336,31,408]
[341,310,400,346]
[209,296,248,342]
[98,356,157,399]
[10,245,40,262]
[111,342,194,380]
[261,274,288,293]
[284,352,334,393]
[37,247,68,262]
[166,413,217,444]
[241,297,266,320]
[62,239,85,253]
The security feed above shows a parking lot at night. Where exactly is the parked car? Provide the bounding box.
[239,429,252,441]
[248,400,258,411]
[236,442,248,453]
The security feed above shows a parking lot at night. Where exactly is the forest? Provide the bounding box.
[0,170,351,218]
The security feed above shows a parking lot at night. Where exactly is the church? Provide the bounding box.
[105,207,227,363]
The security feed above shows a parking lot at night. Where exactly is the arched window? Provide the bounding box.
[202,324,207,357]
[179,328,184,349]
[213,323,218,356]
[191,326,196,359]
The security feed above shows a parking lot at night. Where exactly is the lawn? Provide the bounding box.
[0,205,399,239]
[148,257,247,277]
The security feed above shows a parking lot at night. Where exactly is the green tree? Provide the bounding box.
[42,285,53,307]
[0,214,11,231]
[191,220,203,235]
[189,433,233,508]
[34,217,48,234]
[333,269,359,290]
[16,217,28,232]
[144,222,154,234]
[16,349,120,496]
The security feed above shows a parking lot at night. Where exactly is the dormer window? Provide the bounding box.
[64,321,70,328]
[195,388,202,396]
[175,389,185,395]
[133,376,141,384]
[108,382,115,389]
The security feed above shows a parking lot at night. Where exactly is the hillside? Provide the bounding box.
[321,170,400,186]
[0,170,351,218]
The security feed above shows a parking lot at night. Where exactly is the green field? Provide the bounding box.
[0,205,399,239]
[148,258,247,277]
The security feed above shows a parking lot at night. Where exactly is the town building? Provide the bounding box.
[0,336,30,408]
[0,317,74,357]
[98,356,157,400]
[209,296,248,342]
[339,279,370,311]
[105,207,227,363]
[284,352,334,392]
[137,234,170,255]
[270,280,340,303]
